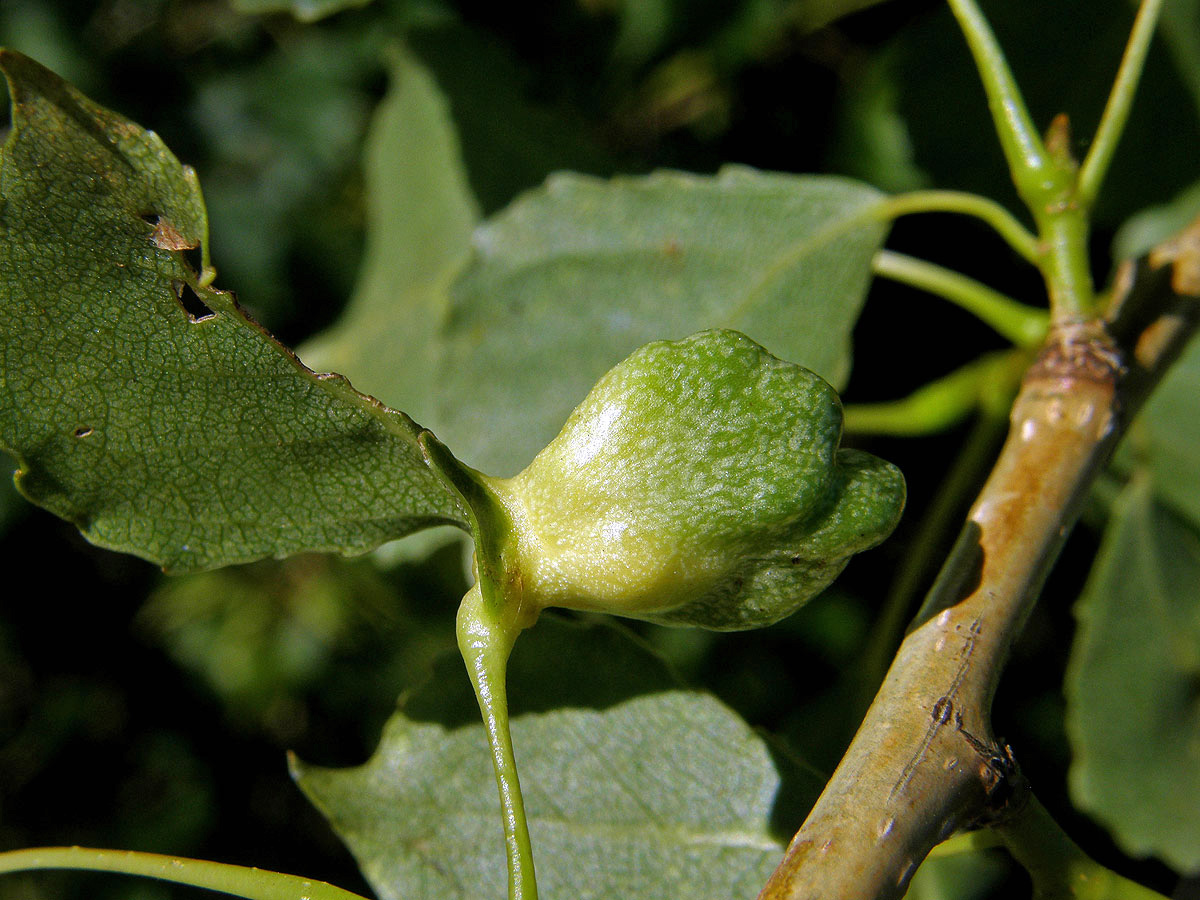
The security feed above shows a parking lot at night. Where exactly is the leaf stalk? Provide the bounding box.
[457,582,540,900]
[870,190,1039,264]
[1078,0,1167,208]
[944,0,1051,202]
[871,250,1048,347]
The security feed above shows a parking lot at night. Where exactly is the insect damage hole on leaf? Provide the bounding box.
[171,279,215,323]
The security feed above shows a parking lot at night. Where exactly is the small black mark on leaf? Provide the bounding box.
[790,554,802,565]
[73,426,93,438]
[181,244,203,274]
[172,279,216,323]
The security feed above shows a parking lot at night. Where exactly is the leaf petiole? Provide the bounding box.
[843,349,1027,437]
[872,250,1048,347]
[1078,0,1167,207]
[944,0,1051,204]
[993,794,1172,900]
[869,190,1039,264]
[457,582,540,900]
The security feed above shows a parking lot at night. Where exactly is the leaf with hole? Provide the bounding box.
[0,49,466,572]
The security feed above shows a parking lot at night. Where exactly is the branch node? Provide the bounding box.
[1024,321,1123,390]
[965,742,1029,830]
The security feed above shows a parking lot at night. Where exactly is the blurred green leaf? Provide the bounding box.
[436,168,886,476]
[192,28,383,327]
[229,0,374,23]
[140,555,396,722]
[317,162,886,478]
[1066,476,1200,871]
[903,847,1007,900]
[299,45,479,423]
[603,0,673,67]
[0,49,465,572]
[409,25,617,215]
[1158,0,1200,121]
[828,46,930,194]
[1125,336,1200,529]
[295,617,823,900]
[789,0,892,34]
[0,0,91,90]
[1114,179,1200,264]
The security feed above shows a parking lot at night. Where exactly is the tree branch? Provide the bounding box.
[758,217,1200,899]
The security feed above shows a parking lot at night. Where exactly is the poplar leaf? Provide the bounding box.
[1066,478,1200,871]
[435,168,887,476]
[294,617,823,900]
[0,50,466,572]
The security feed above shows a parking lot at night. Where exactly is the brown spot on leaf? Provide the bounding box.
[143,213,197,252]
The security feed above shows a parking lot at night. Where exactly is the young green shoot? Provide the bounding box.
[1078,0,1167,208]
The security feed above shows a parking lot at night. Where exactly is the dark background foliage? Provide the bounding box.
[1,1,1197,897]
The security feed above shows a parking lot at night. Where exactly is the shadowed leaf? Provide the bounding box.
[0,49,466,571]
[228,0,372,22]
[294,616,824,900]
[1066,477,1200,871]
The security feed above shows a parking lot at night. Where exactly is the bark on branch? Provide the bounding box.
[758,218,1200,900]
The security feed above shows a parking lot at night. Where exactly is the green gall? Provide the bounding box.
[481,329,905,630]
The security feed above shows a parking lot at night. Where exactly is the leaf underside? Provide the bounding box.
[1066,477,1200,871]
[300,51,889,478]
[294,617,824,900]
[0,49,466,572]
[1125,335,1200,530]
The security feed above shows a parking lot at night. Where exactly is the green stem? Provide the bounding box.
[870,190,1040,264]
[844,349,1026,437]
[1078,0,1166,207]
[872,250,1048,346]
[0,846,369,900]
[994,795,1171,900]
[944,0,1099,322]
[1038,209,1096,322]
[944,0,1050,201]
[457,582,539,900]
